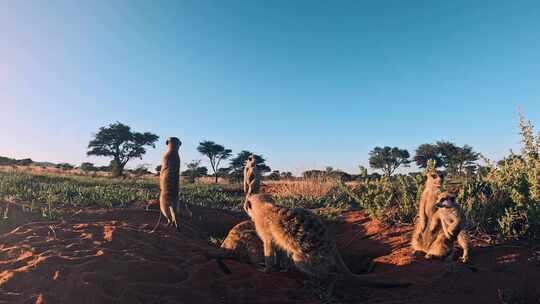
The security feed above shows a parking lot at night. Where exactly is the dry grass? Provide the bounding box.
[266,176,337,199]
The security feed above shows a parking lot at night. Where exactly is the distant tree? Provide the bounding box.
[280,171,294,180]
[182,160,208,183]
[358,165,368,178]
[0,156,16,166]
[56,163,74,170]
[227,151,271,183]
[217,167,231,181]
[414,144,443,169]
[80,162,96,172]
[302,170,325,179]
[267,170,281,180]
[414,141,479,175]
[452,144,479,174]
[435,141,479,175]
[329,170,353,182]
[368,146,410,177]
[87,122,158,177]
[497,154,523,166]
[17,158,33,166]
[155,165,162,176]
[132,164,151,176]
[197,141,232,183]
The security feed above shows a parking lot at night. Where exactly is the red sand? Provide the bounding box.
[1,201,539,304]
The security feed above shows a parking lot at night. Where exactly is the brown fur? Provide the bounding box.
[243,194,409,288]
[411,171,442,252]
[221,220,292,269]
[243,155,260,196]
[425,191,470,262]
[221,220,265,265]
[153,137,182,232]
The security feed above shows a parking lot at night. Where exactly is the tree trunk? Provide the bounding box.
[111,159,124,177]
[214,174,218,183]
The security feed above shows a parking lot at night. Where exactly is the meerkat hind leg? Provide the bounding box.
[168,206,178,229]
[262,240,275,273]
[457,231,470,263]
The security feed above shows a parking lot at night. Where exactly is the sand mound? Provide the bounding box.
[0,205,539,304]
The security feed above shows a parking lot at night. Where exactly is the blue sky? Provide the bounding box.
[1,1,539,175]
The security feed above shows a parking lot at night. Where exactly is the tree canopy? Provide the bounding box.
[181,160,208,183]
[197,141,232,183]
[87,122,158,177]
[369,146,410,177]
[414,141,479,175]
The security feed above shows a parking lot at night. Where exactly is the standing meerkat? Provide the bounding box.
[243,155,260,196]
[243,194,409,288]
[152,137,182,232]
[411,170,442,253]
[425,191,470,263]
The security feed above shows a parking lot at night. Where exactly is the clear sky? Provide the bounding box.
[1,1,539,175]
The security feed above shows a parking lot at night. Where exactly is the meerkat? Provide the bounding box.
[243,194,409,288]
[425,191,470,263]
[243,155,260,196]
[221,220,265,265]
[411,170,442,253]
[152,137,182,232]
[221,220,292,270]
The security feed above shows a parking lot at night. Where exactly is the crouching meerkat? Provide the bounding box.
[425,190,470,263]
[243,194,410,288]
[152,137,183,232]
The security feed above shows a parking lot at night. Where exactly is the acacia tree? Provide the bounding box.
[197,141,232,183]
[414,144,443,169]
[87,122,158,177]
[182,160,208,183]
[415,141,479,175]
[368,146,410,177]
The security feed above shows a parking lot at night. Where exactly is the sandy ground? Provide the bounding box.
[1,201,539,304]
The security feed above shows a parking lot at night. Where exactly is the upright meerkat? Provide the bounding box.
[411,170,442,252]
[425,191,470,263]
[243,155,260,196]
[152,137,182,232]
[243,194,409,288]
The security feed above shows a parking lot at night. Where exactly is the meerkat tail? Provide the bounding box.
[150,212,163,233]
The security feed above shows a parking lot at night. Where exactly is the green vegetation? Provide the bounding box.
[1,114,539,241]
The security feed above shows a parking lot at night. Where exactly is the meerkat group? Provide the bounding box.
[411,171,470,263]
[151,137,469,287]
